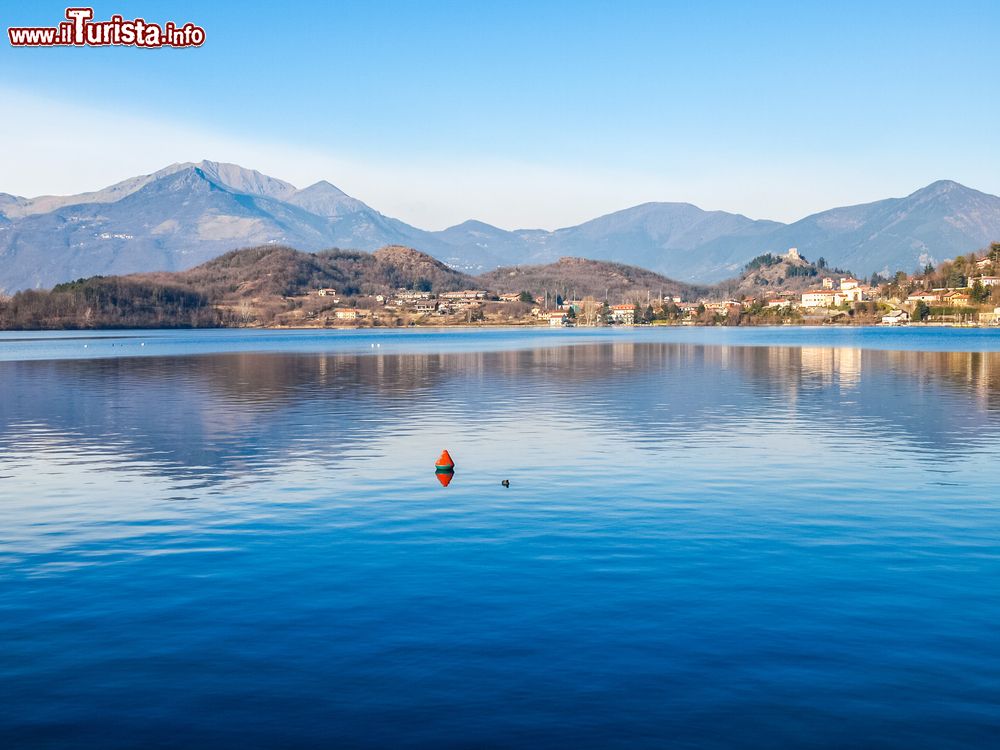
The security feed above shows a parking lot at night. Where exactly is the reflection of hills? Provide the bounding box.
[2,344,1000,484]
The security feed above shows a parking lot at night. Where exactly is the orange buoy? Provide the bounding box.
[435,471,454,487]
[435,450,455,471]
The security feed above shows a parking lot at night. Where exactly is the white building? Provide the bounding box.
[801,290,839,308]
[609,304,636,324]
[548,311,569,326]
[840,286,865,303]
[440,290,489,300]
[333,308,370,321]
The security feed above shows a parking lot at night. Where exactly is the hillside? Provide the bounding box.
[715,250,855,299]
[138,244,475,300]
[3,162,1000,290]
[0,245,476,330]
[478,256,708,301]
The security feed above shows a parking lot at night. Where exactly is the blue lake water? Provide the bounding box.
[2,327,1000,748]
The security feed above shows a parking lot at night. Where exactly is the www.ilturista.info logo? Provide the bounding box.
[8,7,205,48]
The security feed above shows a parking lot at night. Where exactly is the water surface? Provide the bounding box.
[2,328,999,748]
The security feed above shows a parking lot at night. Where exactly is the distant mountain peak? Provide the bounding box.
[187,161,298,201]
[298,180,349,195]
[286,179,372,218]
[450,219,501,231]
[907,179,983,200]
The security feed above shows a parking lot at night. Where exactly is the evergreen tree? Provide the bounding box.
[971,280,990,304]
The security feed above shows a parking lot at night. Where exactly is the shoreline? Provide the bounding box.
[2,320,998,333]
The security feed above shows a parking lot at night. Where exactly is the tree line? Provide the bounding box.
[0,276,217,330]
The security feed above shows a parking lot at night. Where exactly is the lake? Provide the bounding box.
[2,327,1000,748]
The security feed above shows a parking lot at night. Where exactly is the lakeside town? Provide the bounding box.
[307,244,1000,329]
[4,242,1000,331]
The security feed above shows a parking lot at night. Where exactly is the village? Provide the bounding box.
[304,245,1000,328]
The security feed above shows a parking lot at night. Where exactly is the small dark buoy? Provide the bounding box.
[501,479,510,488]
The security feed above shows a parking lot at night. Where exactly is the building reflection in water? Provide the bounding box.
[2,342,1000,487]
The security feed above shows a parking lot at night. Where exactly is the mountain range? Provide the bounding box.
[2,160,1000,292]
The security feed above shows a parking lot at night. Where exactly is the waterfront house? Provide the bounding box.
[396,290,434,301]
[440,290,489,301]
[411,300,439,313]
[801,290,839,308]
[881,309,909,325]
[907,290,942,304]
[979,307,1000,324]
[704,301,740,314]
[548,311,569,326]
[609,304,636,324]
[333,308,370,321]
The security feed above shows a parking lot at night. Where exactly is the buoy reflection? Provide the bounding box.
[435,470,454,487]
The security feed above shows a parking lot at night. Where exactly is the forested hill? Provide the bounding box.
[139,244,477,299]
[0,245,476,329]
[477,256,708,301]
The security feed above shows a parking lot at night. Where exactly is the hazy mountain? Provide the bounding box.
[3,161,999,292]
[537,203,784,280]
[0,166,335,291]
[0,162,444,291]
[431,219,548,271]
[761,180,1000,276]
[425,206,782,281]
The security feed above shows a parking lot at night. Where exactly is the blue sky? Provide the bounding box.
[1,0,998,228]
